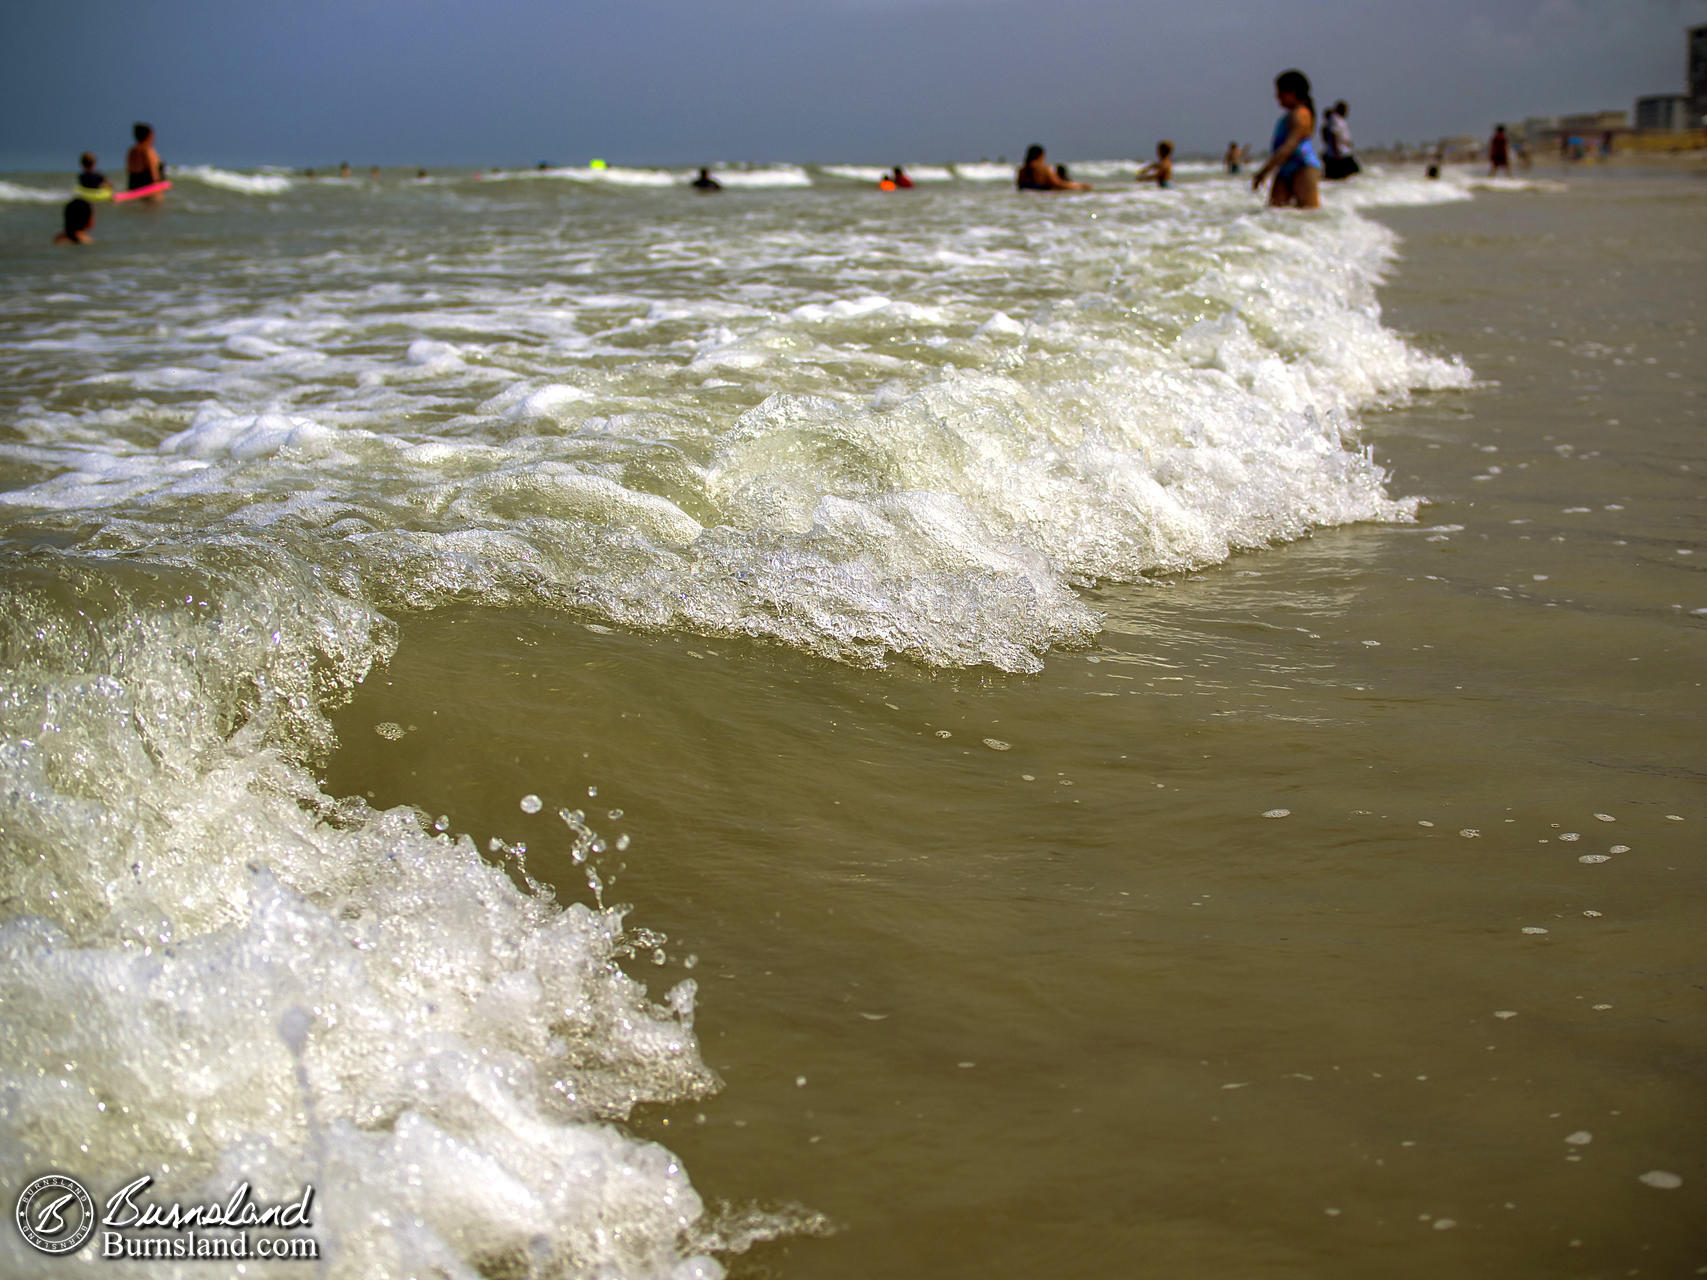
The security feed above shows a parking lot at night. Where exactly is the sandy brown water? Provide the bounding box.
[319,170,1707,1279]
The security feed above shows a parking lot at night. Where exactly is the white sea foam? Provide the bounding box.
[710,165,813,188]
[0,179,63,203]
[177,164,295,194]
[952,162,1015,182]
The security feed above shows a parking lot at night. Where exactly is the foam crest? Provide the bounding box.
[178,164,294,194]
[0,179,62,203]
[0,556,746,1276]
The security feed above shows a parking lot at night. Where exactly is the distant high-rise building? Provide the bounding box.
[1635,94,1691,132]
[1690,24,1707,125]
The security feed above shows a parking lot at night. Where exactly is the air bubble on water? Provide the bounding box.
[1638,1171,1682,1190]
[432,815,450,833]
[983,738,1011,751]
[375,721,405,740]
[1418,820,1434,827]
[1592,1003,1612,1011]
[1609,845,1629,854]
[1666,814,1683,821]
[588,785,598,797]
[1593,813,1615,822]
[1494,1010,1517,1020]
[935,730,952,738]
[1263,809,1290,819]
[1433,1219,1457,1231]
[1578,854,1610,864]
[1521,926,1549,935]
[1459,829,1480,838]
[520,794,542,814]
[1559,832,1580,841]
[615,834,631,851]
[1582,909,1602,918]
[1565,1131,1592,1145]
[607,809,623,820]
[795,1076,807,1088]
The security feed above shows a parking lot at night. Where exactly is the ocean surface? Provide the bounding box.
[1,159,1701,1277]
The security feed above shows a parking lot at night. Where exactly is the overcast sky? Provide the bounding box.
[3,0,1704,170]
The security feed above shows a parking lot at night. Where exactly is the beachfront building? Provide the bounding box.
[1635,94,1692,132]
[1691,24,1707,124]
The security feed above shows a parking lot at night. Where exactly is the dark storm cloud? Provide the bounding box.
[2,0,1703,169]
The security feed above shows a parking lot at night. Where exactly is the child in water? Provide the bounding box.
[54,198,94,245]
[1136,141,1173,188]
[1251,69,1321,208]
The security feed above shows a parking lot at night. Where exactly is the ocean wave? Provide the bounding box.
[177,164,295,194]
[0,178,64,203]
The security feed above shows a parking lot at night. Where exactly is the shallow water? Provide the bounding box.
[1,163,1701,1277]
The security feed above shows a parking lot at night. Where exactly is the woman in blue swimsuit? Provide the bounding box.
[1251,69,1321,209]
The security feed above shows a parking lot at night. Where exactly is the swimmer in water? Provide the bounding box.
[125,122,164,197]
[1488,125,1511,177]
[890,166,913,189]
[1251,69,1321,209]
[76,152,111,195]
[691,167,722,192]
[1135,141,1174,188]
[1016,145,1088,191]
[1224,141,1243,174]
[339,161,351,178]
[54,197,94,245]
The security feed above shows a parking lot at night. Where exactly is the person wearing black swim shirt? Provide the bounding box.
[76,152,111,195]
[125,122,164,197]
[690,167,722,192]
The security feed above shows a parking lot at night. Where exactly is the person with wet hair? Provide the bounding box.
[1136,140,1174,189]
[126,122,163,193]
[1016,144,1088,191]
[54,197,95,245]
[690,167,722,192]
[1251,69,1321,208]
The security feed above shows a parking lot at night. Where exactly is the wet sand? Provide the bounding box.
[325,171,1705,1278]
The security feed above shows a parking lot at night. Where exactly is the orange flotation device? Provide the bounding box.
[878,178,897,191]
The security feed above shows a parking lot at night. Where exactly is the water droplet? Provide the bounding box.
[519,794,542,814]
[1262,809,1290,819]
[982,738,1010,751]
[1638,1170,1682,1190]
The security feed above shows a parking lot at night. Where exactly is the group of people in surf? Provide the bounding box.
[54,123,165,245]
[1016,69,1357,209]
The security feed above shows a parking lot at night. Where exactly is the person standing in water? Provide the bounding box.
[125,122,164,195]
[1251,70,1321,208]
[691,167,722,192]
[1320,101,1359,180]
[1135,141,1174,188]
[1016,145,1088,190]
[1488,125,1511,177]
[1223,141,1243,174]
